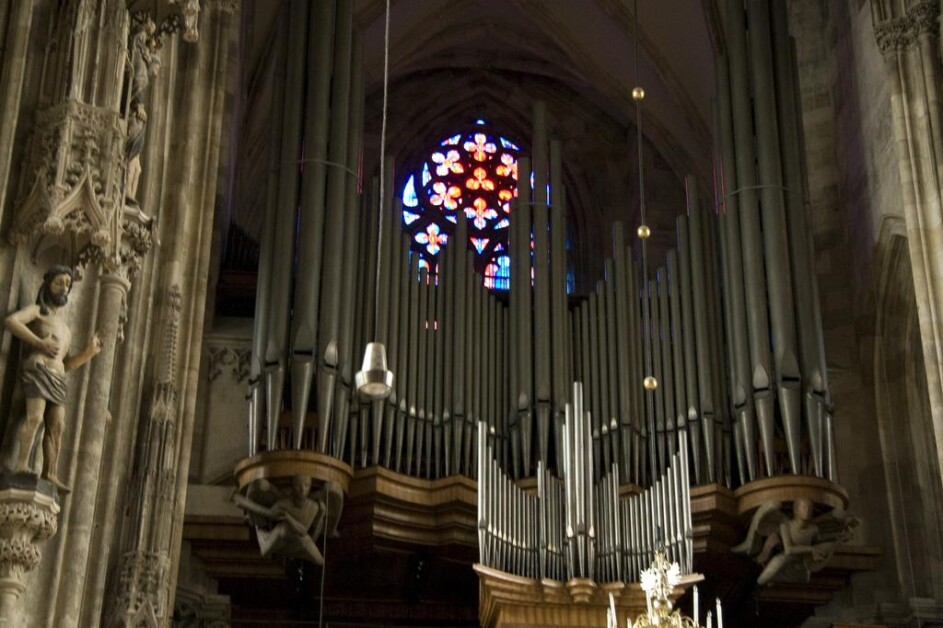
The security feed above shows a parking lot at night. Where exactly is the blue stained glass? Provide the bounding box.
[403,175,419,207]
[400,123,521,291]
[484,255,511,291]
[471,237,489,254]
[499,137,520,151]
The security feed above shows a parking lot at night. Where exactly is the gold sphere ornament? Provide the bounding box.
[643,376,658,391]
[632,86,645,101]
[637,224,651,239]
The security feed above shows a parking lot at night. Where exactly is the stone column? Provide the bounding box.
[872,0,943,488]
[0,0,37,223]
[50,270,129,627]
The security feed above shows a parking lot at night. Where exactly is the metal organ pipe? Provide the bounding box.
[603,261,621,477]
[515,156,533,476]
[247,3,287,456]
[533,103,552,469]
[334,34,364,459]
[772,0,826,477]
[716,52,758,482]
[613,225,634,483]
[289,0,335,449]
[264,0,309,451]
[746,0,803,475]
[315,0,354,454]
[550,141,568,463]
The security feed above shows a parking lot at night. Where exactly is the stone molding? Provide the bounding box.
[110,550,170,627]
[173,584,231,628]
[873,1,939,55]
[206,346,251,383]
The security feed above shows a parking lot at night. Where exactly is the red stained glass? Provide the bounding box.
[400,121,520,289]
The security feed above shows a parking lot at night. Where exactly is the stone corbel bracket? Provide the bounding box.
[0,475,60,623]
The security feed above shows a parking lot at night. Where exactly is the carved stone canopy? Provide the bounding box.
[11,100,155,279]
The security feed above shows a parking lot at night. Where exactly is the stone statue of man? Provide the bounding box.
[4,266,102,491]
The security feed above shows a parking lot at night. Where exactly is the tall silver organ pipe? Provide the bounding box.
[726,0,776,478]
[245,15,837,562]
[771,0,828,478]
[264,0,309,451]
[533,103,552,470]
[289,0,335,449]
[247,3,288,456]
[514,157,533,477]
[716,52,758,483]
[747,0,803,476]
[477,384,693,582]
[315,0,354,455]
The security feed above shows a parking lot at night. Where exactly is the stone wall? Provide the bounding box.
[790,0,943,623]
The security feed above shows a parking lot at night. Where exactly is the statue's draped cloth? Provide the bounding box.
[21,362,67,405]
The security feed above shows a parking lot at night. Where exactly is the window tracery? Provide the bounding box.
[401,121,520,290]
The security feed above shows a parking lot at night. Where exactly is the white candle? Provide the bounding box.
[707,610,713,628]
[693,586,699,623]
[716,598,723,628]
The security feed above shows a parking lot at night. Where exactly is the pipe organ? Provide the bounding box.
[476,386,694,584]
[243,0,834,590]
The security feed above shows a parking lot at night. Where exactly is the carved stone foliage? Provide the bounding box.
[11,100,122,246]
[0,499,59,580]
[872,0,939,55]
[206,346,251,383]
[110,551,169,628]
[0,479,60,621]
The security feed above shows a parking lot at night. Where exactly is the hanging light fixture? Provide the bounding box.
[356,0,394,400]
[632,0,656,396]
[605,548,718,628]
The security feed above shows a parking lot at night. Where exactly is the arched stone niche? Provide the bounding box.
[872,217,943,599]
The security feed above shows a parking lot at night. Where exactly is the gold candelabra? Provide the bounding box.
[607,549,723,628]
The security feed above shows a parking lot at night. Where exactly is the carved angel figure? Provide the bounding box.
[732,498,859,585]
[232,476,342,565]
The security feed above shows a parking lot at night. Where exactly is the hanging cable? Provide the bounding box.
[375,0,391,334]
[318,488,330,628]
[355,0,394,400]
[633,0,657,395]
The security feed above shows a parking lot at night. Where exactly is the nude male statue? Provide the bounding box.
[4,266,102,491]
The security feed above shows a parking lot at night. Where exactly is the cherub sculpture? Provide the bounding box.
[732,498,859,585]
[4,266,102,491]
[232,475,342,565]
